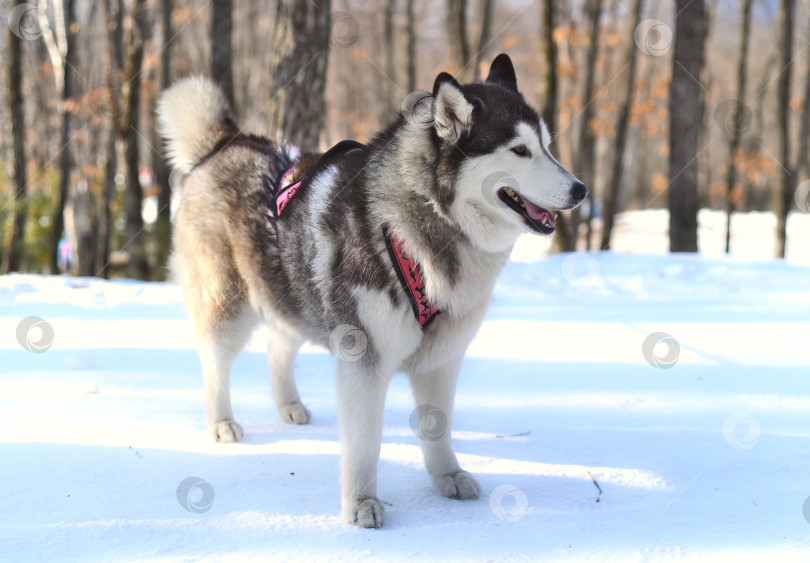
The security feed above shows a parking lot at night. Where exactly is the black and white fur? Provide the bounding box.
[158,54,586,528]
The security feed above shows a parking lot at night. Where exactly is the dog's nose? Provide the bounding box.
[570,181,588,204]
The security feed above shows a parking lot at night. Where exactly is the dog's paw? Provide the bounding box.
[210,420,244,443]
[279,402,311,425]
[342,497,385,528]
[433,470,481,500]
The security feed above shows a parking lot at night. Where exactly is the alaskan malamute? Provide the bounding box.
[158,54,586,528]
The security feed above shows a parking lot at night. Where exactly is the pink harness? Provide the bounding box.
[274,166,440,329]
[275,168,303,216]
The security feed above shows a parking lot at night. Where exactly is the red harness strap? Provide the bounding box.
[383,225,441,328]
[275,168,302,216]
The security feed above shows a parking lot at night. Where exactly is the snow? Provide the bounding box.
[2,210,810,562]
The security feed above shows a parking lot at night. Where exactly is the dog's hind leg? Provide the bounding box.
[196,305,257,443]
[408,353,482,501]
[267,323,311,424]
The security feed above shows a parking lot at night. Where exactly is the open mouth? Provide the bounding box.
[497,187,557,234]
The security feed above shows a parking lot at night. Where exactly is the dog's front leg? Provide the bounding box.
[337,359,391,528]
[408,353,481,500]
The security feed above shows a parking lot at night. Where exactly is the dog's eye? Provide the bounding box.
[511,145,530,157]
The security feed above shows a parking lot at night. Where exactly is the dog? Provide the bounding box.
[158,53,587,528]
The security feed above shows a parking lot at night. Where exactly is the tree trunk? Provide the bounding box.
[669,0,708,253]
[268,0,331,151]
[775,0,795,259]
[722,0,752,254]
[153,0,174,280]
[600,0,643,250]
[211,0,234,111]
[97,0,124,279]
[471,0,494,79]
[50,0,77,274]
[447,0,469,78]
[4,2,28,274]
[539,0,557,147]
[383,0,396,120]
[564,0,601,252]
[406,0,416,92]
[795,4,810,182]
[122,0,150,279]
[541,0,567,252]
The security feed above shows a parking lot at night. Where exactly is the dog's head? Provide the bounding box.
[419,54,587,252]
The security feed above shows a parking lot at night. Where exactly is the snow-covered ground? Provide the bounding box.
[2,210,810,562]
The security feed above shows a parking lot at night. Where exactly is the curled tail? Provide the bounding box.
[157,76,235,174]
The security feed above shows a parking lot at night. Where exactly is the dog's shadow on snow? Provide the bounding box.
[5,348,699,538]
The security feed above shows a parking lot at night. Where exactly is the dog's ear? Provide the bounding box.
[486,53,518,93]
[432,72,473,143]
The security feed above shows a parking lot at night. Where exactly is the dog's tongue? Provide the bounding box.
[522,196,556,227]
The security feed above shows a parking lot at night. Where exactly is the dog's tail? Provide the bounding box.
[157,76,235,174]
